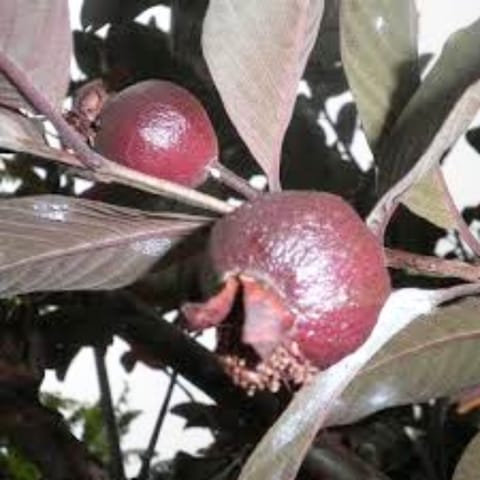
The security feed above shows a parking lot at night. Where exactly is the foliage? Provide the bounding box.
[1,1,480,479]
[0,389,139,479]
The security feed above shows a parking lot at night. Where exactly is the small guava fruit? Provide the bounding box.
[94,79,218,187]
[182,191,391,393]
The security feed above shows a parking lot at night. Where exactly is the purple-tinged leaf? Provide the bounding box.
[452,432,480,480]
[340,0,419,150]
[202,0,324,191]
[326,297,480,426]
[0,195,209,297]
[0,0,71,110]
[0,108,44,146]
[0,107,85,167]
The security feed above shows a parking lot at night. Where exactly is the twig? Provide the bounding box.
[385,247,480,282]
[0,52,103,169]
[0,52,234,215]
[174,377,196,403]
[208,160,261,199]
[97,162,233,214]
[0,137,84,168]
[117,292,281,424]
[44,301,394,480]
[94,347,126,480]
[138,370,178,479]
[209,452,246,480]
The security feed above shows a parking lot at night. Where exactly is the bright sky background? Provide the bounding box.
[40,1,480,476]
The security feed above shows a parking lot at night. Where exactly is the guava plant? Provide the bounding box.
[2,1,480,480]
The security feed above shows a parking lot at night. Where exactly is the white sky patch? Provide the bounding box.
[297,79,312,99]
[249,174,268,190]
[135,6,172,32]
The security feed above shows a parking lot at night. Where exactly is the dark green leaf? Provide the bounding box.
[452,431,480,480]
[377,17,480,196]
[340,0,419,150]
[336,102,357,147]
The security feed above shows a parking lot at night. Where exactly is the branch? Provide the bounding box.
[41,299,394,479]
[94,162,233,214]
[385,247,480,282]
[116,295,281,427]
[209,160,261,199]
[0,52,103,169]
[41,301,281,428]
[138,370,178,479]
[94,347,125,480]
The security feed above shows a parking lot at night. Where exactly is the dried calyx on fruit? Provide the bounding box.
[94,79,218,187]
[182,191,391,394]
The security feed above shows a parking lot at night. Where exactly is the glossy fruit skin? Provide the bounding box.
[94,80,218,187]
[210,191,391,369]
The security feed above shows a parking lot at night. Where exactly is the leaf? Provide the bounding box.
[401,167,480,256]
[376,17,480,197]
[367,18,480,234]
[452,432,480,480]
[0,195,208,297]
[340,0,419,150]
[336,102,357,147]
[368,78,480,232]
[238,288,441,480]
[81,0,121,29]
[326,297,480,427]
[303,1,349,100]
[202,0,324,191]
[73,31,104,79]
[0,108,44,149]
[401,169,456,229]
[0,108,84,168]
[0,0,71,110]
